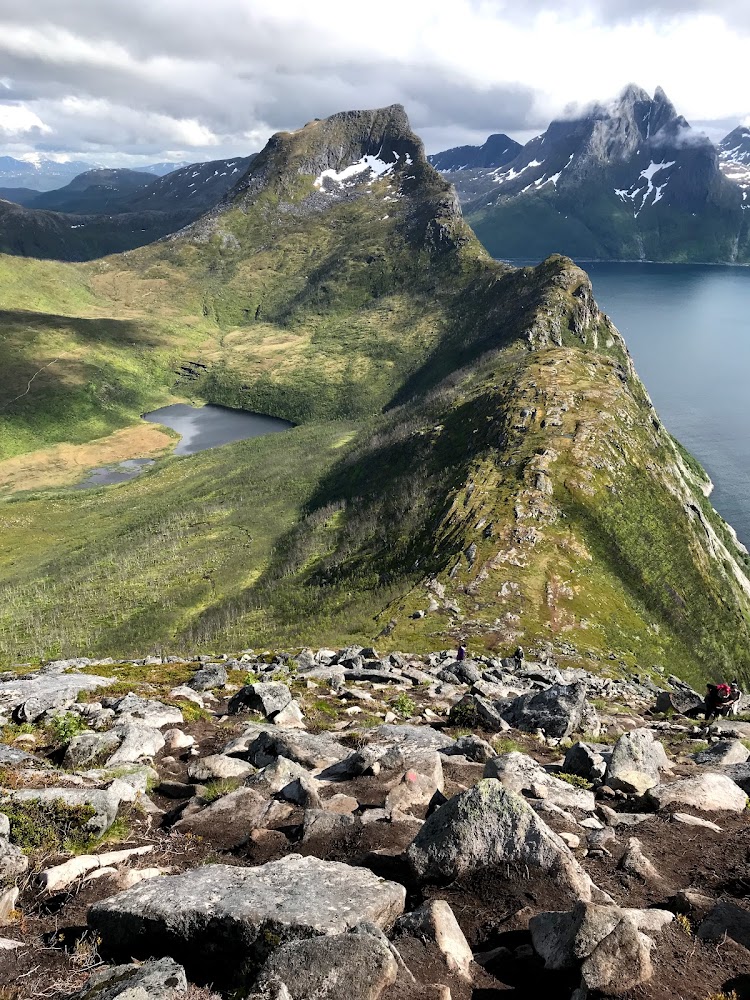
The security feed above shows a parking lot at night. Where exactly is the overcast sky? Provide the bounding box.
[0,0,748,166]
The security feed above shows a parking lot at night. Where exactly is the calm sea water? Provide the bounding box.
[584,263,750,546]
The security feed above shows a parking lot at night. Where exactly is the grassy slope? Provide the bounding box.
[0,109,749,683]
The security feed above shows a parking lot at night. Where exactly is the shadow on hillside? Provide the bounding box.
[0,308,161,348]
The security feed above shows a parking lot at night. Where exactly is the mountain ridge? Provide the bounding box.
[0,103,748,685]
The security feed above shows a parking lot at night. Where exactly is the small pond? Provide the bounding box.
[73,403,292,489]
[142,403,294,456]
[74,458,154,490]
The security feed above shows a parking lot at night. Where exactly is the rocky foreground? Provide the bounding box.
[1,646,750,999]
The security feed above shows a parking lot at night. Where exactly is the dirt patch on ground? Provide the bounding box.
[0,423,173,493]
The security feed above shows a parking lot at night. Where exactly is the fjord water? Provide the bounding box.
[585,262,750,546]
[142,403,293,456]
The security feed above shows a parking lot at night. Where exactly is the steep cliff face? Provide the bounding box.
[719,126,750,202]
[434,86,748,263]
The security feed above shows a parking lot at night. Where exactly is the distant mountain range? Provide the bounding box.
[0,156,254,260]
[0,155,184,191]
[428,133,522,171]
[432,86,750,263]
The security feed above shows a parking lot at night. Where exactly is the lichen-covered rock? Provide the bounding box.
[89,856,406,971]
[500,682,595,739]
[396,899,473,980]
[648,773,748,813]
[71,957,186,1000]
[405,779,602,901]
[64,724,164,769]
[249,929,398,1000]
[483,752,596,811]
[606,728,670,794]
[3,786,123,836]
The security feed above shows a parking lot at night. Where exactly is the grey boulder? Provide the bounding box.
[483,752,595,812]
[189,663,228,692]
[175,788,292,850]
[109,694,183,729]
[0,838,29,885]
[722,762,750,794]
[694,740,750,767]
[530,902,672,993]
[187,754,255,782]
[228,682,292,719]
[405,779,602,901]
[500,682,595,739]
[0,673,114,723]
[606,728,670,795]
[396,899,473,980]
[647,773,748,813]
[71,957,186,1000]
[89,855,406,969]
[3,786,123,835]
[249,929,398,1000]
[563,742,608,782]
[64,724,165,769]
[697,901,750,950]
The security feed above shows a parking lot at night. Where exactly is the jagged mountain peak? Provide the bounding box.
[615,83,652,109]
[233,104,427,203]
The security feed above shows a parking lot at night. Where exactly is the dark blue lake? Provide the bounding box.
[583,262,750,546]
[142,403,293,456]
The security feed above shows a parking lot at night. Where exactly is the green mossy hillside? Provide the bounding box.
[0,104,748,688]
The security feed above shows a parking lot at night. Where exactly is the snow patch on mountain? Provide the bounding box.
[615,160,676,216]
[314,154,400,192]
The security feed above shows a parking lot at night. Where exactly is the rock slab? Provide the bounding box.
[89,855,406,971]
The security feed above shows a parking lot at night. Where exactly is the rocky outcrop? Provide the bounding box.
[89,856,406,973]
[248,928,398,1000]
[530,901,672,993]
[405,779,602,901]
[500,682,596,739]
[71,958,187,1000]
[606,728,670,794]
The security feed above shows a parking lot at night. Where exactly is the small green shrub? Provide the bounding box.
[46,712,87,747]
[675,913,693,936]
[492,737,523,755]
[392,693,416,719]
[243,671,260,685]
[5,798,97,853]
[176,701,211,723]
[556,772,592,789]
[201,778,242,803]
[449,699,477,727]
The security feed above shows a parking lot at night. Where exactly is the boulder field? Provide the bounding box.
[1,645,750,998]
